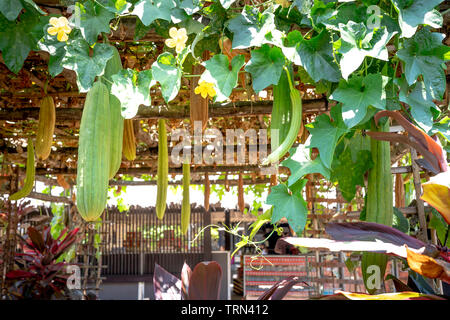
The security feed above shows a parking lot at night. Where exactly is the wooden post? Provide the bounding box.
[410,148,428,243]
[203,207,212,262]
[224,209,231,251]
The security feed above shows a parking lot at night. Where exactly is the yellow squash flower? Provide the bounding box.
[194,81,216,99]
[275,0,291,8]
[165,27,188,54]
[47,16,72,42]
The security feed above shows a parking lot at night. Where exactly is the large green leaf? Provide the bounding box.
[392,207,410,234]
[266,182,308,234]
[111,69,155,119]
[396,28,449,100]
[177,0,202,15]
[429,208,450,247]
[201,54,245,102]
[220,0,237,9]
[391,0,443,38]
[309,0,335,27]
[96,0,132,14]
[330,73,388,128]
[282,145,331,188]
[292,29,341,83]
[152,52,182,103]
[0,10,45,74]
[244,44,285,93]
[431,117,450,141]
[61,39,115,92]
[0,0,23,21]
[37,28,67,78]
[226,5,275,49]
[305,105,349,169]
[76,0,115,45]
[132,0,176,26]
[331,148,373,201]
[293,0,313,14]
[337,21,397,79]
[398,79,437,133]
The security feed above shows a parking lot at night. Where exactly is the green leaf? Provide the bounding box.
[331,148,373,201]
[385,79,402,111]
[226,5,276,49]
[37,19,68,77]
[266,182,308,234]
[152,52,182,103]
[111,69,155,119]
[309,0,336,27]
[396,28,448,100]
[61,40,115,92]
[393,207,410,234]
[220,0,237,9]
[429,208,449,247]
[132,0,176,26]
[76,0,115,45]
[201,54,245,102]
[293,29,341,82]
[398,79,436,133]
[0,10,44,74]
[96,0,132,14]
[244,44,285,93]
[430,117,450,141]
[305,106,349,169]
[282,145,331,188]
[293,0,313,14]
[177,0,202,15]
[391,0,443,38]
[330,73,388,128]
[22,0,47,15]
[337,21,397,79]
[0,0,23,21]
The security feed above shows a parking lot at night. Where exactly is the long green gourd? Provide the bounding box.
[270,63,293,151]
[361,119,393,294]
[156,119,168,220]
[263,66,302,165]
[181,160,191,235]
[10,138,35,201]
[35,95,55,161]
[102,46,124,180]
[76,81,111,222]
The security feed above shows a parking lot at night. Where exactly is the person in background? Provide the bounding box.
[262,222,299,255]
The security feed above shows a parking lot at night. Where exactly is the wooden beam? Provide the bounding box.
[0,99,329,121]
[35,175,275,187]
[34,165,291,176]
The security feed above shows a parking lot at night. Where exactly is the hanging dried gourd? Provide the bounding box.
[10,138,35,201]
[123,119,136,161]
[156,119,168,220]
[181,161,191,235]
[35,94,55,161]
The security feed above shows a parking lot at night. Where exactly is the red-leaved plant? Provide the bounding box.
[4,226,79,300]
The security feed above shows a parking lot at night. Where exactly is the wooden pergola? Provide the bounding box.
[0,0,449,298]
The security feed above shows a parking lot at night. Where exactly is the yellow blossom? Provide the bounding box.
[47,16,72,42]
[165,27,188,54]
[194,81,216,99]
[275,0,291,8]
